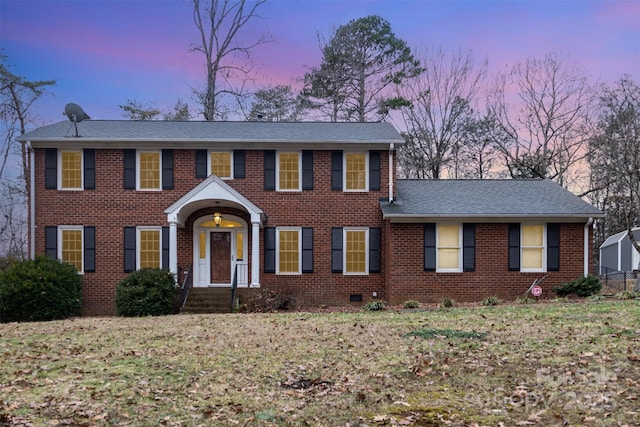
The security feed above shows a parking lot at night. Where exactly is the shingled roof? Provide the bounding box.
[381,179,603,221]
[18,120,404,148]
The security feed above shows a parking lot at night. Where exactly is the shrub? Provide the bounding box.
[515,296,536,304]
[615,290,639,300]
[362,299,386,311]
[403,300,420,309]
[480,296,499,306]
[439,298,454,308]
[0,256,82,323]
[116,268,177,317]
[245,289,297,312]
[553,275,602,297]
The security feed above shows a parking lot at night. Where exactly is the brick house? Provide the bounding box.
[18,120,603,315]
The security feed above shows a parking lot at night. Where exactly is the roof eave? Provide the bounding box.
[382,213,605,223]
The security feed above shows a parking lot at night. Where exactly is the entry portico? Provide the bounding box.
[165,174,266,288]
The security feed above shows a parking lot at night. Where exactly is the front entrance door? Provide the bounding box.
[210,232,231,283]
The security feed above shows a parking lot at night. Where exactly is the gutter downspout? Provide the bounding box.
[27,141,36,259]
[584,217,593,277]
[388,143,394,203]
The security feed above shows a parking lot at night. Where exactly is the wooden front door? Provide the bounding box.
[210,232,231,283]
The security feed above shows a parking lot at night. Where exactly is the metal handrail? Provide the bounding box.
[180,265,193,311]
[230,264,238,312]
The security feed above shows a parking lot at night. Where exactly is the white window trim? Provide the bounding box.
[276,151,302,192]
[521,223,547,272]
[58,150,83,190]
[343,152,369,192]
[276,227,302,275]
[58,225,84,274]
[136,150,162,191]
[436,223,462,273]
[343,227,369,275]
[208,150,234,179]
[136,226,162,270]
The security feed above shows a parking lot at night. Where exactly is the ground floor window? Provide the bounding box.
[277,227,301,274]
[139,228,161,269]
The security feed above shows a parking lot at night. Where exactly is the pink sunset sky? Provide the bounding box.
[1,0,639,124]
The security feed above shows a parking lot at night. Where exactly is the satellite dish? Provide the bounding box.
[64,103,90,137]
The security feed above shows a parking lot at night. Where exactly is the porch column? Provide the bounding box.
[169,220,178,279]
[251,220,260,287]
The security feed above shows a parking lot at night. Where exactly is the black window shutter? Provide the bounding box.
[124,227,136,272]
[369,151,381,191]
[424,223,436,271]
[508,223,521,271]
[123,149,136,189]
[264,227,275,273]
[84,226,96,272]
[162,226,170,269]
[233,150,245,179]
[302,150,314,190]
[45,148,57,189]
[331,227,343,273]
[264,150,276,191]
[369,227,381,273]
[302,227,313,273]
[195,149,208,178]
[162,149,174,190]
[462,223,475,272]
[547,223,560,271]
[45,226,57,259]
[84,149,95,189]
[331,151,343,191]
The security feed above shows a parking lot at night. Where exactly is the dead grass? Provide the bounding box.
[1,300,639,426]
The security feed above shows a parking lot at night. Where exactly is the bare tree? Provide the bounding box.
[396,47,487,179]
[455,113,505,179]
[0,55,55,258]
[488,51,594,187]
[191,0,269,121]
[587,76,640,288]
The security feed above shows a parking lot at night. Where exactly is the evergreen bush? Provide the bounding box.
[0,256,82,322]
[116,268,177,317]
[553,275,602,297]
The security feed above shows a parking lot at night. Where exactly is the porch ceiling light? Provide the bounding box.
[213,211,223,228]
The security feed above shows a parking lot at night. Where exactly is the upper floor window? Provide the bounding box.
[437,224,462,272]
[277,152,301,191]
[521,224,545,271]
[60,151,82,189]
[210,151,232,178]
[45,148,95,190]
[138,151,161,190]
[124,149,173,191]
[344,153,368,191]
[277,227,301,274]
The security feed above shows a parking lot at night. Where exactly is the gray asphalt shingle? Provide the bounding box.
[381,179,603,218]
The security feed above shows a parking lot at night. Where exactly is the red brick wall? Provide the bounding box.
[386,222,590,304]
[34,148,390,314]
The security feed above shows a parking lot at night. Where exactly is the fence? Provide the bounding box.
[596,265,638,292]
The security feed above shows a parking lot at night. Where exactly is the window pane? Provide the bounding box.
[140,230,160,268]
[279,153,299,190]
[139,152,160,189]
[236,232,244,261]
[61,152,82,189]
[345,153,366,190]
[199,232,206,259]
[210,152,231,177]
[438,225,459,247]
[522,225,544,246]
[438,248,460,269]
[346,230,366,273]
[61,229,82,271]
[278,230,299,273]
[522,248,543,269]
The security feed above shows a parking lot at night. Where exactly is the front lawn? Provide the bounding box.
[1,300,639,426]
